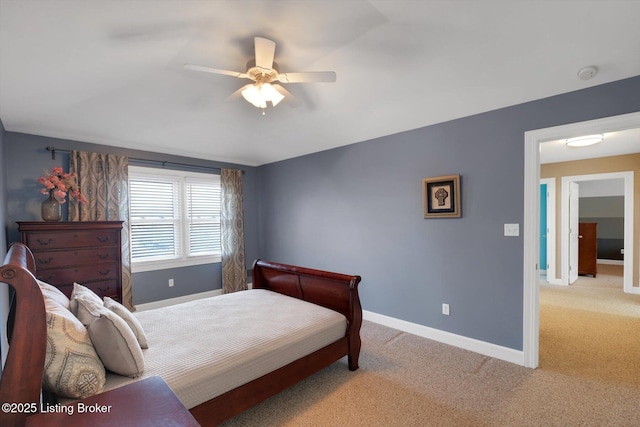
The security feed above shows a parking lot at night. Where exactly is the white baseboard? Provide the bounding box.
[597,259,624,266]
[363,310,525,367]
[136,289,223,311]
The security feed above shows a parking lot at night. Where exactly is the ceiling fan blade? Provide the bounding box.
[277,71,337,83]
[225,85,249,102]
[184,64,249,79]
[273,84,301,107]
[254,37,276,70]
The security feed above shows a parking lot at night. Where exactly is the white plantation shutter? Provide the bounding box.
[130,179,180,260]
[186,178,221,256]
[129,166,221,271]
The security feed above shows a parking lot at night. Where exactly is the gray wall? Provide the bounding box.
[0,118,8,367]
[580,196,625,260]
[3,132,258,304]
[257,75,640,351]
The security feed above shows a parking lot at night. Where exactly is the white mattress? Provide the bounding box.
[102,289,347,409]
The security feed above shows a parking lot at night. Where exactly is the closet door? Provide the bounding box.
[578,222,598,277]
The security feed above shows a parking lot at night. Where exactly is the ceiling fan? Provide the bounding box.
[184,37,336,113]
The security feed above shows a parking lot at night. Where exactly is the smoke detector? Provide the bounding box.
[577,65,598,80]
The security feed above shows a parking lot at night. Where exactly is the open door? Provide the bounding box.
[569,181,579,284]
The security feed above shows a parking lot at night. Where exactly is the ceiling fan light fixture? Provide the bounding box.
[241,84,265,108]
[261,83,284,106]
[241,82,284,109]
[565,134,604,147]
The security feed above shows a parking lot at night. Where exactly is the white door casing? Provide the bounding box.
[568,181,580,285]
[523,111,640,369]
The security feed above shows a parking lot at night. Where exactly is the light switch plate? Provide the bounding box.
[504,223,519,236]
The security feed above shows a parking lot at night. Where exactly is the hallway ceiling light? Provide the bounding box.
[565,134,603,147]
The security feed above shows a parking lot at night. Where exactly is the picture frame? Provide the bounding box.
[422,174,461,218]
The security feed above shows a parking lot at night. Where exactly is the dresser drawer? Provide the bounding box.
[36,262,120,285]
[54,280,121,301]
[24,229,120,250]
[82,280,121,301]
[33,247,119,270]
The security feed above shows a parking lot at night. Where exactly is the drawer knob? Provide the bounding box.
[36,238,54,246]
[97,287,110,293]
[96,236,111,243]
[38,257,54,264]
[98,269,111,276]
[97,253,110,259]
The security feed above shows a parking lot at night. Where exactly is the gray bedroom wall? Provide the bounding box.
[3,132,258,304]
[257,75,640,351]
[0,118,6,255]
[0,118,9,368]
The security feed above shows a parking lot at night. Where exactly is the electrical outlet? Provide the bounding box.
[621,248,624,255]
[442,303,450,316]
[168,278,175,287]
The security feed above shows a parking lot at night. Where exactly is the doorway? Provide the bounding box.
[559,173,632,288]
[522,111,640,368]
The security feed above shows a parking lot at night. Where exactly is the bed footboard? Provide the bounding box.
[252,259,362,370]
[190,260,363,425]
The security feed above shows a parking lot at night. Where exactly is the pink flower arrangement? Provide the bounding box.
[38,167,89,204]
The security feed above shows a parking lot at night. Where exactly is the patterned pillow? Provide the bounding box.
[42,298,106,399]
[37,279,70,310]
[74,295,145,377]
[104,296,149,349]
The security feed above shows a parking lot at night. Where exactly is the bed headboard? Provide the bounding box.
[0,243,47,427]
[252,259,363,370]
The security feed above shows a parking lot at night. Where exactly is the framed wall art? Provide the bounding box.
[422,174,461,218]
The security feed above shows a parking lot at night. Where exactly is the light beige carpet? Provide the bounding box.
[220,267,640,426]
[539,266,640,387]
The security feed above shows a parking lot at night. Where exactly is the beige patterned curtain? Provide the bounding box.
[221,168,247,293]
[68,151,134,310]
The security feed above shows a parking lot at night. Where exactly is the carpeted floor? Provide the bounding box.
[539,264,640,387]
[220,264,640,426]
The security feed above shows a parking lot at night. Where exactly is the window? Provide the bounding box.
[128,166,221,272]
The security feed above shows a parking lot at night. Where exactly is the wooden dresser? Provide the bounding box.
[578,222,598,277]
[18,221,124,302]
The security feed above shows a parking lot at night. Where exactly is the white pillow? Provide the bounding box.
[74,296,145,378]
[42,298,106,399]
[104,296,148,349]
[69,282,103,317]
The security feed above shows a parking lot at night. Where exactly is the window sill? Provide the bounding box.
[132,255,221,273]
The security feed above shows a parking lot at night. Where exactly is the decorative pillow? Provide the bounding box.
[37,280,70,310]
[42,298,106,399]
[103,296,148,349]
[74,296,145,377]
[69,282,103,317]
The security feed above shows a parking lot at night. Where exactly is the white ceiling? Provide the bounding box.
[540,128,640,164]
[1,1,640,166]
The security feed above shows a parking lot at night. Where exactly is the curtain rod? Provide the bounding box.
[45,146,243,174]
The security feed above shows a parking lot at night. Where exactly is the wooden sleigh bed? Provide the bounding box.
[0,242,362,427]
